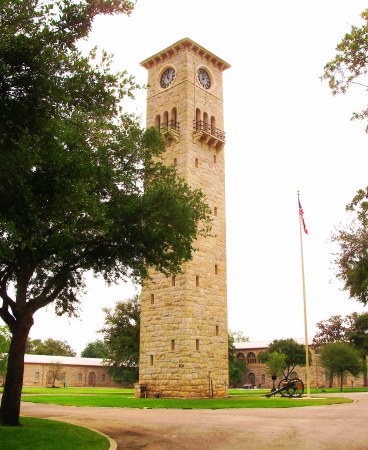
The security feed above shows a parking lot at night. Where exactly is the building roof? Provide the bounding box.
[235,338,314,351]
[140,37,231,71]
[24,354,105,367]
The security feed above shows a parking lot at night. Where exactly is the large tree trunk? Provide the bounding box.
[0,315,33,426]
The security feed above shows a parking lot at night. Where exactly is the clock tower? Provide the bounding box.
[138,38,230,398]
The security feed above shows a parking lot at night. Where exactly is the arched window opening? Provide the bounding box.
[211,115,216,132]
[163,111,169,127]
[248,372,256,386]
[171,107,177,124]
[88,372,96,386]
[203,112,210,133]
[155,114,160,129]
[246,352,257,364]
[236,352,245,362]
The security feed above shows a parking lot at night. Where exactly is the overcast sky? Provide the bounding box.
[17,0,368,354]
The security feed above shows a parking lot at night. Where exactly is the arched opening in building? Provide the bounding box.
[88,371,96,386]
[246,352,257,364]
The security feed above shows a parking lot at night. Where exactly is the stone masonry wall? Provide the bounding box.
[23,362,120,387]
[139,40,229,398]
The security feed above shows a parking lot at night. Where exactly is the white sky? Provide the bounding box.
[13,0,368,354]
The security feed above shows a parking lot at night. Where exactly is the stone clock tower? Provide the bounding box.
[137,38,230,398]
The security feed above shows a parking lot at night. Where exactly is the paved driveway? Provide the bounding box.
[20,393,368,449]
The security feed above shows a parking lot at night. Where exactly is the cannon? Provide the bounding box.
[265,377,304,398]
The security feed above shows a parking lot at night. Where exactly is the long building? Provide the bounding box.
[235,340,366,389]
[18,354,119,388]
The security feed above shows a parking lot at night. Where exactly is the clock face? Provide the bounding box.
[197,68,211,89]
[160,67,175,89]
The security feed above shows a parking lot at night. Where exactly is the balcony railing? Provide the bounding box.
[158,120,180,144]
[194,120,225,141]
[159,120,180,133]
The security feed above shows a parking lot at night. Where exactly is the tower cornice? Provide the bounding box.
[140,37,231,71]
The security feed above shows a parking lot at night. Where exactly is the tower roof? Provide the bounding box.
[140,37,231,71]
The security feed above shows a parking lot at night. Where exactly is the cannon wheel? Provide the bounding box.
[277,378,289,397]
[286,378,304,398]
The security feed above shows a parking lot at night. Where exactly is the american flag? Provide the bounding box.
[298,199,308,234]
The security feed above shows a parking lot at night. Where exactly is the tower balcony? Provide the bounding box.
[193,120,225,150]
[159,120,180,144]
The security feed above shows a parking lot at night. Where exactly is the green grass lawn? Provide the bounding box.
[20,392,352,409]
[0,417,109,450]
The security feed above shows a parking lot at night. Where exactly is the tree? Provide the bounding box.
[263,338,309,379]
[0,0,211,425]
[322,9,368,132]
[330,190,368,305]
[262,351,287,392]
[26,338,76,356]
[322,11,368,305]
[264,351,287,378]
[348,312,368,387]
[313,314,358,351]
[313,313,357,386]
[46,362,64,388]
[99,296,140,384]
[0,325,11,385]
[228,331,248,386]
[319,342,361,391]
[81,339,108,358]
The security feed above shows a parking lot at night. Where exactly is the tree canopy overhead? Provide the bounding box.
[322,9,368,131]
[0,0,211,425]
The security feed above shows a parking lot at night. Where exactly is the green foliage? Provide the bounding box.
[0,326,10,382]
[348,312,368,355]
[313,313,358,352]
[99,295,140,384]
[331,189,368,305]
[322,9,368,131]
[228,331,248,385]
[81,340,108,358]
[26,338,76,356]
[348,312,368,386]
[322,11,368,304]
[262,351,287,378]
[319,342,361,391]
[0,0,211,424]
[229,330,249,344]
[264,338,309,378]
[46,362,64,388]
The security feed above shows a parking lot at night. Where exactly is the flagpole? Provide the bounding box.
[297,191,311,398]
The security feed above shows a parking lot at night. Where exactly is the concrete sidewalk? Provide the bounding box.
[20,392,368,449]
